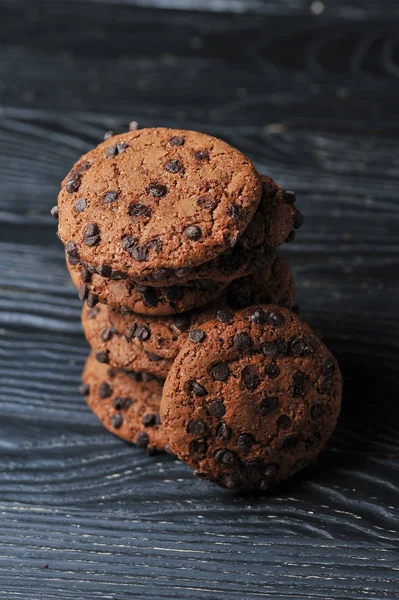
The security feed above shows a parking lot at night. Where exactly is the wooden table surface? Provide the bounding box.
[1,1,398,598]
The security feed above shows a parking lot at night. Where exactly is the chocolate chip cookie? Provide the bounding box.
[160,306,342,490]
[84,256,294,363]
[82,351,167,452]
[82,302,173,378]
[67,256,229,315]
[57,127,262,280]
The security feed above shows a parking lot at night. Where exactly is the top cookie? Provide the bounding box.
[57,128,262,278]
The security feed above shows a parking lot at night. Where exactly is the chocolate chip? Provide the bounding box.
[214,449,236,466]
[261,341,279,356]
[277,415,292,430]
[324,357,335,372]
[134,325,150,341]
[189,440,208,456]
[95,351,109,364]
[311,403,324,419]
[146,238,162,253]
[147,183,167,197]
[227,203,242,220]
[66,174,81,193]
[133,431,149,448]
[84,223,100,247]
[209,361,230,381]
[189,440,207,456]
[99,382,111,398]
[237,433,254,451]
[268,310,285,327]
[142,289,159,307]
[184,225,202,241]
[87,306,99,319]
[281,435,298,450]
[101,328,116,342]
[165,286,183,303]
[216,310,233,323]
[147,353,162,362]
[131,245,149,261]
[170,136,184,146]
[208,400,225,417]
[129,121,139,131]
[110,414,123,429]
[175,267,192,278]
[266,363,280,379]
[87,292,99,308]
[306,433,321,450]
[189,329,205,343]
[293,372,306,397]
[194,150,209,160]
[289,336,316,356]
[188,418,207,436]
[285,230,296,243]
[197,195,216,210]
[283,190,296,204]
[259,396,278,415]
[172,314,191,332]
[234,333,252,350]
[216,423,231,440]
[185,380,207,397]
[78,284,88,301]
[223,475,241,489]
[320,374,334,394]
[97,264,112,278]
[241,365,260,390]
[120,306,133,316]
[249,309,267,325]
[122,236,137,252]
[104,130,114,140]
[105,144,117,158]
[294,209,304,229]
[246,457,265,476]
[128,203,152,217]
[79,383,90,396]
[103,191,119,204]
[66,241,79,259]
[141,414,157,427]
[151,268,169,282]
[75,198,87,213]
[117,142,129,154]
[50,206,59,219]
[165,159,183,173]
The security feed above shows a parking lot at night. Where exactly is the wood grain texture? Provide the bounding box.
[0,1,398,597]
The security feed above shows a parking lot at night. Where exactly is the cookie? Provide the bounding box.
[67,257,229,315]
[86,256,295,362]
[82,302,173,379]
[130,175,300,287]
[57,127,262,280]
[81,351,167,452]
[160,306,342,490]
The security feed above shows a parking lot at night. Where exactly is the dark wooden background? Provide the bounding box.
[1,1,398,597]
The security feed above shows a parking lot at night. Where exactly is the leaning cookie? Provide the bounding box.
[67,257,229,315]
[129,175,302,287]
[81,352,167,453]
[57,127,262,280]
[160,306,342,490]
[82,303,173,379]
[84,256,295,363]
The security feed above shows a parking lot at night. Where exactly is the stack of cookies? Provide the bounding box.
[53,126,342,490]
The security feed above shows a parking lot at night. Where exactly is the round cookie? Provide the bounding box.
[130,175,301,286]
[81,351,167,453]
[67,257,229,315]
[57,127,262,279]
[160,306,342,490]
[87,256,295,362]
[82,302,173,379]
